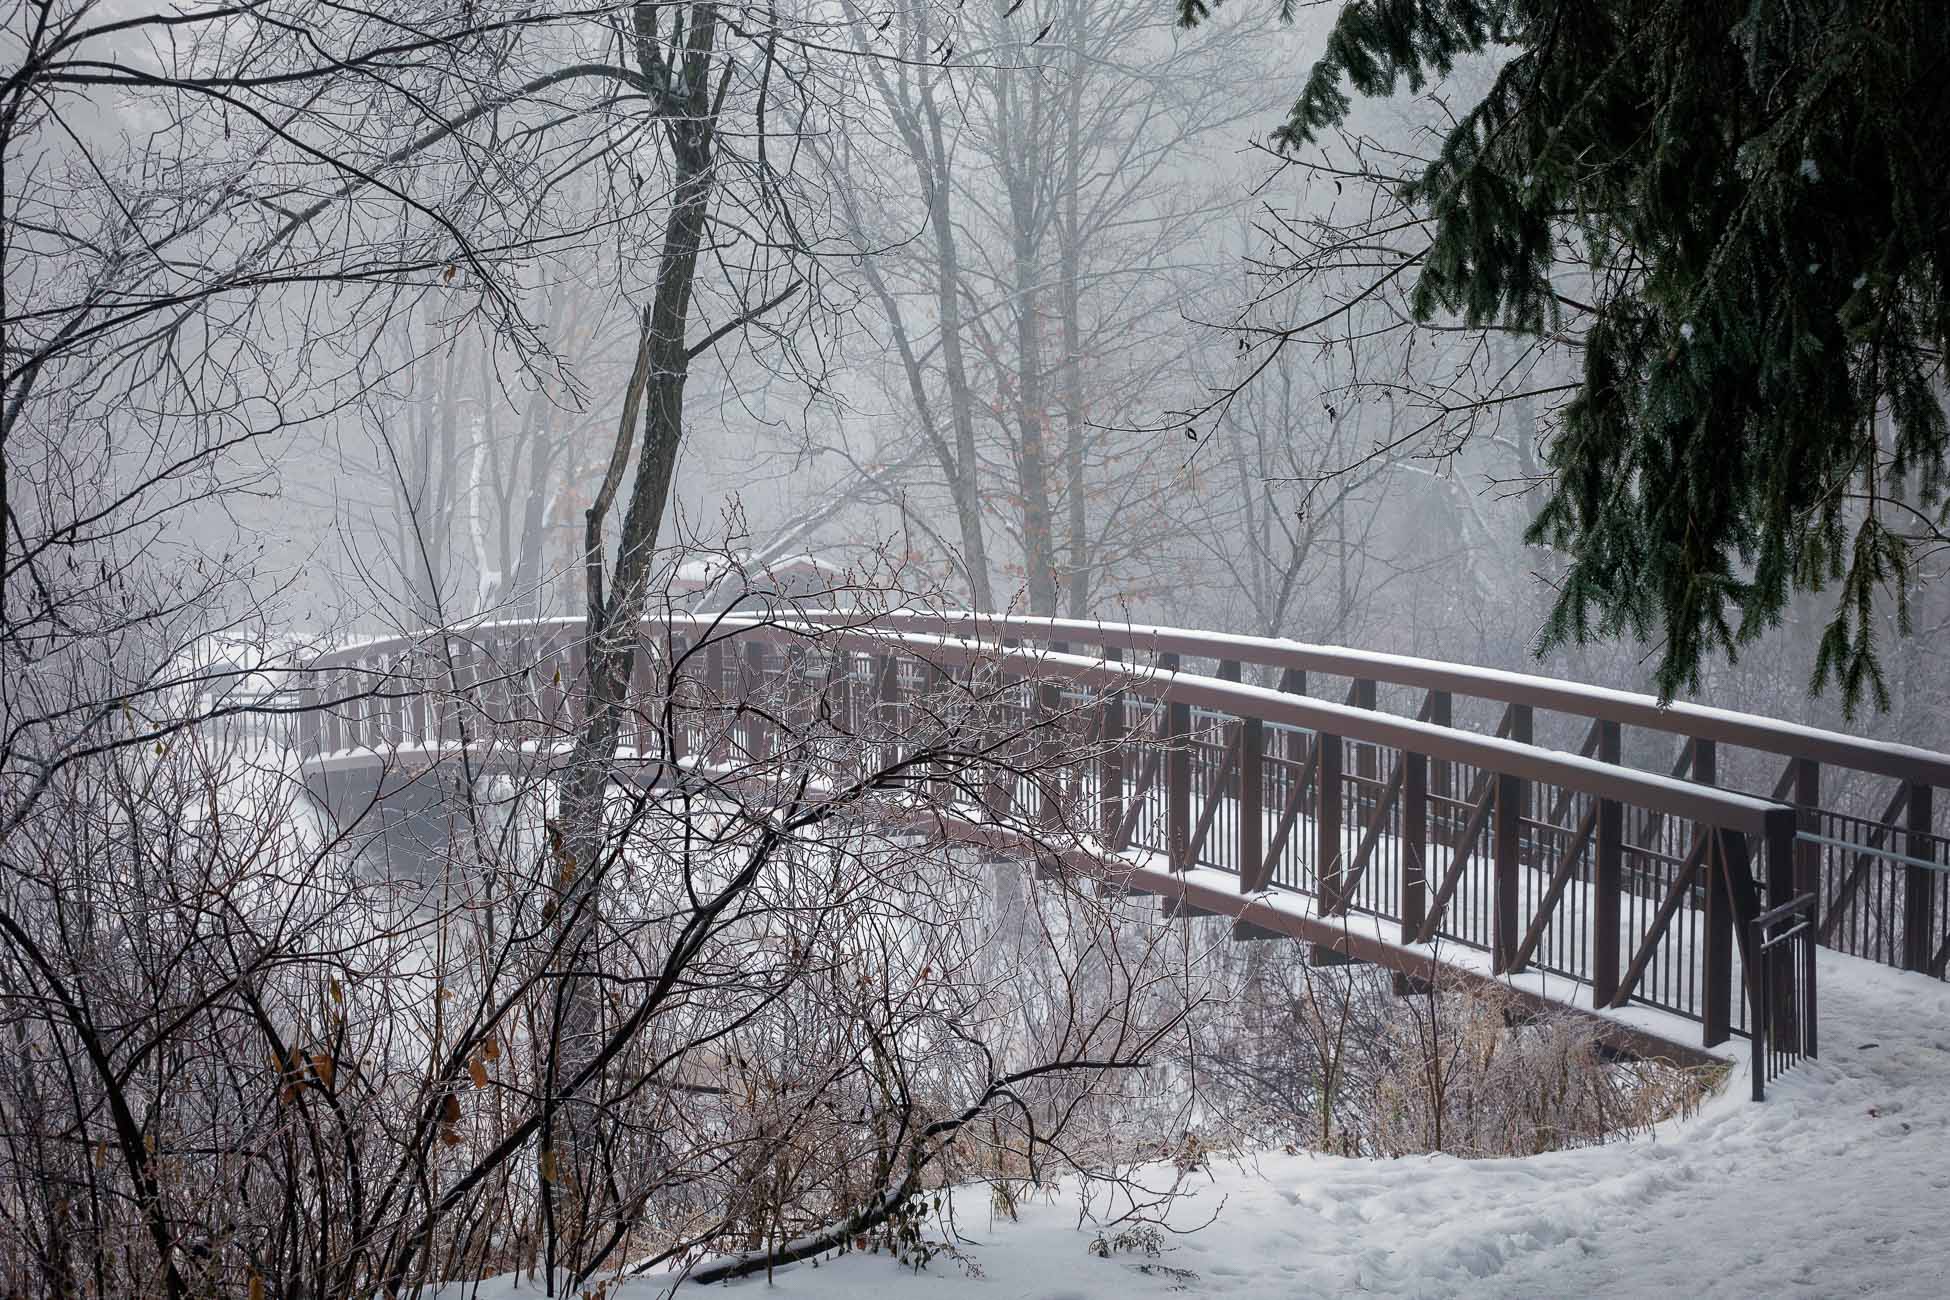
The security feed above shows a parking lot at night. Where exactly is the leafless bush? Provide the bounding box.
[1,562,1225,1298]
[1184,937,1718,1163]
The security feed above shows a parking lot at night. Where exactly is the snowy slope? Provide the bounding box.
[471,949,1950,1299]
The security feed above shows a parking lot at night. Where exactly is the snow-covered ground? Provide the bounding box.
[609,948,1945,1299]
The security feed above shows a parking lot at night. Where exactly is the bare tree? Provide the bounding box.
[815,0,1272,617]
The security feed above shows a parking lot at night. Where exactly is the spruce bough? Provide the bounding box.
[1201,0,1950,713]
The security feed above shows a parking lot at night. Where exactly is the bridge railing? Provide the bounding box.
[300,615,1814,1054]
[792,611,1948,982]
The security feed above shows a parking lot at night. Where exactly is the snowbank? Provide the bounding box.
[452,948,1950,1299]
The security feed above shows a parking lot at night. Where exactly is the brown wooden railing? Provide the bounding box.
[289,614,1917,1061]
[793,612,1950,982]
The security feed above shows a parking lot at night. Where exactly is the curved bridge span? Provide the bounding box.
[297,612,1950,1080]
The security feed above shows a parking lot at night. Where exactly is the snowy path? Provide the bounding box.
[654,950,1950,1299]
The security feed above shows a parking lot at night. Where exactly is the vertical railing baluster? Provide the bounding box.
[1279,667,1308,852]
[1749,904,1769,1102]
[1589,720,1622,999]
[1791,805,1820,1058]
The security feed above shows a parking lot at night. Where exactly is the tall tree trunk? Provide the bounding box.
[550,2,723,1257]
[918,62,996,610]
[1059,9,1089,618]
[844,1,996,610]
[999,70,1058,618]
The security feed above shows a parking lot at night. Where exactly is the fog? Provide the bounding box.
[10,2,1941,749]
[8,6,1950,1297]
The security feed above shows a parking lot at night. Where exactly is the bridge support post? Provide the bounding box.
[1591,721,1623,1004]
[661,636,690,766]
[1905,783,1935,973]
[1427,690,1452,836]
[1706,826,1763,1048]
[1216,662,1248,873]
[1402,751,1427,944]
[926,661,956,806]
[1792,756,1819,909]
[1233,666,1284,939]
[1163,653,1190,872]
[819,642,847,770]
[1695,739,1734,1045]
[1239,712,1263,889]
[530,631,559,740]
[1490,703,1531,973]
[1038,649,1064,826]
[1594,796,1623,1007]
[458,646,484,743]
[1317,732,1343,913]
[1705,867,1733,1045]
[298,686,321,758]
[1761,805,1806,1056]
[875,652,901,774]
[1351,678,1377,828]
[704,639,727,767]
[1493,771,1521,973]
[635,635,662,755]
[747,641,772,761]
[1099,649,1123,840]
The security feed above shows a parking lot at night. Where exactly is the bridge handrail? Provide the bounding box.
[788,610,1950,790]
[300,613,1819,1052]
[960,637,1787,837]
[303,609,1950,791]
[303,616,1788,837]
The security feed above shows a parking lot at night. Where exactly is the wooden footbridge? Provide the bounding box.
[296,611,1950,1085]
